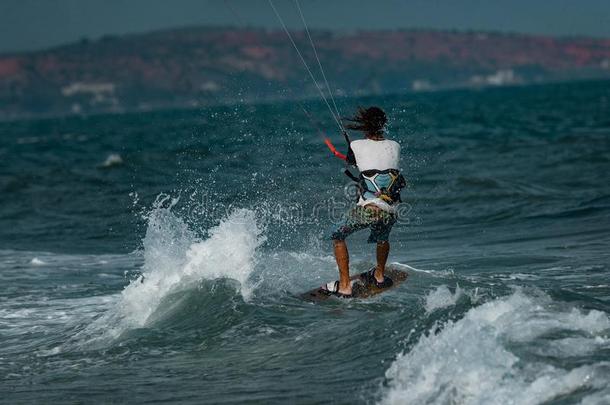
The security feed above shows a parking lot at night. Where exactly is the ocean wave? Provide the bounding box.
[382,289,610,405]
[76,198,265,345]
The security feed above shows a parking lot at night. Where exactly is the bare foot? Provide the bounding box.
[338,281,352,295]
[374,266,385,283]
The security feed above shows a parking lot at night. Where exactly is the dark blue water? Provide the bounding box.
[1,80,609,404]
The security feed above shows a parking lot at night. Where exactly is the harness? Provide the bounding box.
[357,168,405,204]
[325,132,406,204]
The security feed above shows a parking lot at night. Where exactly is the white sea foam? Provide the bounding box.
[30,257,46,266]
[108,203,264,336]
[424,285,464,312]
[391,262,452,277]
[0,294,116,351]
[100,153,123,168]
[65,202,265,347]
[382,290,610,405]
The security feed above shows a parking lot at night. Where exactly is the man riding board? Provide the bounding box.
[324,106,405,298]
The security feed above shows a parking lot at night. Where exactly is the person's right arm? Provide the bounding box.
[346,144,356,167]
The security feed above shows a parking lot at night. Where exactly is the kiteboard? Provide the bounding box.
[301,265,408,302]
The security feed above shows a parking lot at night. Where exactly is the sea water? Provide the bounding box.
[1,80,609,404]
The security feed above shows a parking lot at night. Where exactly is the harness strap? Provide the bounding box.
[343,169,359,182]
[359,169,406,204]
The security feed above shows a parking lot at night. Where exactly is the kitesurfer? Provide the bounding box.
[324,106,405,298]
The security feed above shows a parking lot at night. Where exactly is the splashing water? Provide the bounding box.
[424,285,464,313]
[83,199,265,343]
[382,290,610,405]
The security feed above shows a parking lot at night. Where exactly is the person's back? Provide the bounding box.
[350,138,401,213]
[350,138,400,172]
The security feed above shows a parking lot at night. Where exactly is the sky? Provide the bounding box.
[1,0,609,53]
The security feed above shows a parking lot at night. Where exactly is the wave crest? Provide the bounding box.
[81,200,265,344]
[382,290,610,405]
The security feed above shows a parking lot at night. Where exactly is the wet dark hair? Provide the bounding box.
[344,106,387,135]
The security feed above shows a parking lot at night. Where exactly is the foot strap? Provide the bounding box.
[321,280,353,298]
[361,268,394,289]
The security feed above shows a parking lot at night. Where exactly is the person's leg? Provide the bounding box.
[374,241,390,283]
[368,210,397,283]
[329,206,371,295]
[333,240,352,295]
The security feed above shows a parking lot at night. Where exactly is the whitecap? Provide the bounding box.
[382,290,610,405]
[99,153,123,168]
[30,257,46,266]
[78,199,265,344]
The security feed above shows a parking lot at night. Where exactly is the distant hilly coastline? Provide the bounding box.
[1,26,609,120]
